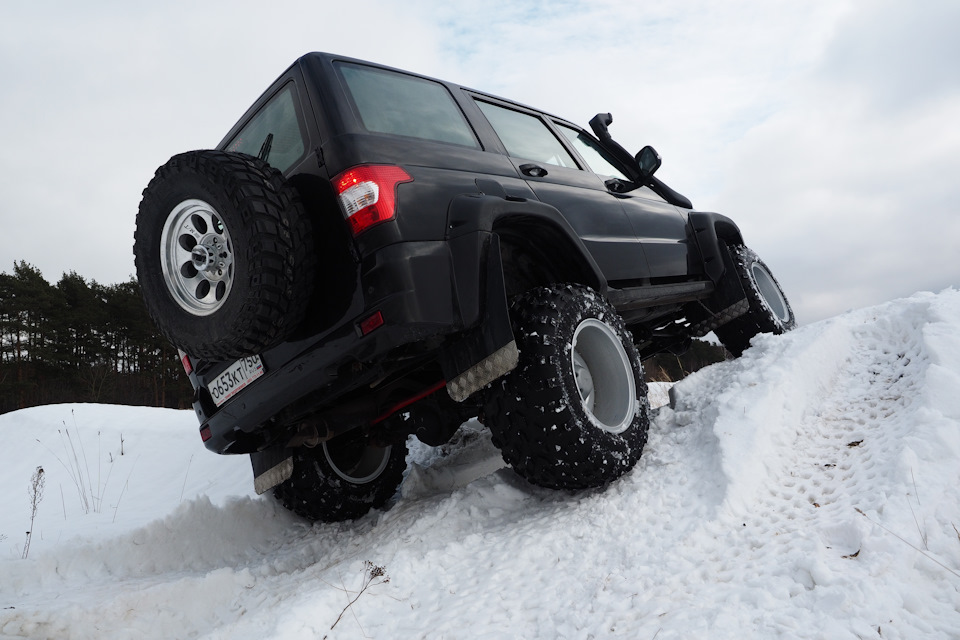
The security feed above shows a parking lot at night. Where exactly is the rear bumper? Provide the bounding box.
[193,236,487,454]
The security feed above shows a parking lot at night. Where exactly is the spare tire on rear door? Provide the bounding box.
[134,150,315,362]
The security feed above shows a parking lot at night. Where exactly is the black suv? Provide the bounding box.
[134,52,795,522]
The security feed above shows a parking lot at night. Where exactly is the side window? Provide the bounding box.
[226,83,306,174]
[476,101,577,168]
[337,63,478,148]
[557,124,629,181]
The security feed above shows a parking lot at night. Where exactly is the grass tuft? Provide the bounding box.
[324,561,392,636]
[35,411,116,515]
[22,466,45,559]
[855,508,959,579]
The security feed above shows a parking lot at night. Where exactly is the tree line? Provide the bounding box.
[0,261,192,415]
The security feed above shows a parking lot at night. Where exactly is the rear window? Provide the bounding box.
[475,101,577,168]
[336,62,478,148]
[226,83,306,174]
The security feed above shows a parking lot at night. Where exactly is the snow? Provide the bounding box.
[2,290,960,639]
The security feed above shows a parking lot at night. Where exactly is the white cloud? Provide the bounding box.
[712,1,960,322]
[1,0,957,324]
[0,0,447,285]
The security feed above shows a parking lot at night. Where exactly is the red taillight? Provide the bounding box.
[333,165,413,235]
[178,349,193,375]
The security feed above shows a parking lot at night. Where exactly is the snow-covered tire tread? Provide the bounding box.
[484,283,650,490]
[714,244,796,356]
[273,435,408,522]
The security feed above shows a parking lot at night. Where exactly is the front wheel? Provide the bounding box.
[714,244,796,356]
[272,432,408,522]
[484,284,650,490]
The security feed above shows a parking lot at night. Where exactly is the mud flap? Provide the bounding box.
[250,446,294,495]
[446,340,519,402]
[687,241,749,337]
[441,234,517,402]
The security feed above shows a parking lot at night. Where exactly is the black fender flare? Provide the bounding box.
[687,211,745,284]
[439,193,609,401]
[445,192,607,295]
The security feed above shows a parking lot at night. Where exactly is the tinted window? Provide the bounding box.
[337,63,478,148]
[226,83,306,174]
[557,124,629,180]
[476,101,577,168]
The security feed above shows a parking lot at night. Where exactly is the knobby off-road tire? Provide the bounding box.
[273,432,408,522]
[134,150,315,361]
[484,284,650,490]
[714,244,796,356]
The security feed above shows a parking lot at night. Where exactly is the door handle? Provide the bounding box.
[519,163,548,178]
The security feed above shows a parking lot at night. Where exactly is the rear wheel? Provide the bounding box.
[714,244,796,356]
[273,432,408,522]
[484,284,649,490]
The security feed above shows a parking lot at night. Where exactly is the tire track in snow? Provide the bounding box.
[644,297,959,639]
[4,294,959,639]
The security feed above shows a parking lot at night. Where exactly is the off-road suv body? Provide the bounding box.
[135,53,795,521]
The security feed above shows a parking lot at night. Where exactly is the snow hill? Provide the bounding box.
[2,290,959,640]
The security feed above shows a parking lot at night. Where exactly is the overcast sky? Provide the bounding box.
[2,0,958,324]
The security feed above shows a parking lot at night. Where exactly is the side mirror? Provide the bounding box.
[636,146,661,179]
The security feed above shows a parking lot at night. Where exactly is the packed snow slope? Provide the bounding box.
[2,290,960,639]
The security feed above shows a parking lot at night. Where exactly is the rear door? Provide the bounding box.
[471,97,651,282]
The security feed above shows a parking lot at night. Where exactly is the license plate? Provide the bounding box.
[208,355,265,407]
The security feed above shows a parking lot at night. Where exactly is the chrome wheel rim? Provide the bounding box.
[571,318,636,434]
[323,440,392,484]
[160,199,235,316]
[751,263,790,323]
